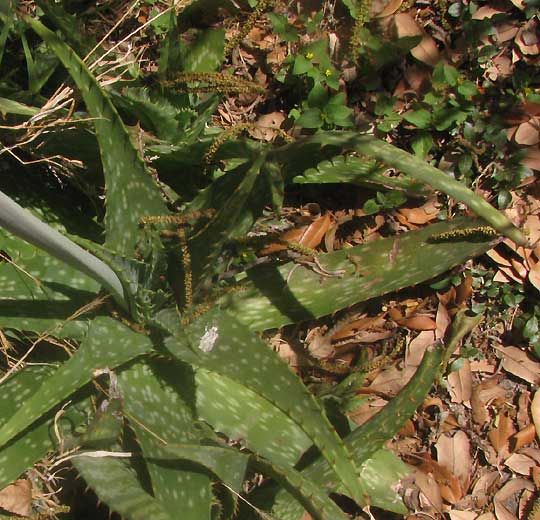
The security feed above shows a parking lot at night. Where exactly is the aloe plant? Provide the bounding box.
[0,9,524,520]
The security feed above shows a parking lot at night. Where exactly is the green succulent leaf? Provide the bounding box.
[252,456,350,520]
[279,132,526,245]
[163,308,366,506]
[0,317,153,451]
[189,151,270,283]
[72,451,173,520]
[181,28,225,73]
[0,226,102,338]
[195,368,312,467]
[223,218,498,331]
[25,16,168,256]
[271,341,442,518]
[0,366,56,489]
[293,154,428,194]
[0,97,39,116]
[118,361,215,519]
[34,0,96,56]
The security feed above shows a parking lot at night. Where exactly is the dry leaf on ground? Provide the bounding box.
[436,431,473,492]
[0,480,32,517]
[447,359,473,405]
[494,345,540,385]
[489,410,516,460]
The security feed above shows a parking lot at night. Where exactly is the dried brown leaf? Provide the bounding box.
[406,330,435,367]
[494,345,540,385]
[472,5,508,19]
[532,388,540,441]
[449,512,478,520]
[397,314,437,331]
[414,452,464,504]
[522,146,540,171]
[494,478,535,520]
[514,118,540,145]
[471,471,500,509]
[0,480,32,517]
[300,213,331,249]
[471,376,507,425]
[447,359,472,404]
[511,424,536,452]
[393,13,440,66]
[504,453,536,475]
[436,431,472,492]
[249,111,286,141]
[489,410,516,458]
[413,467,443,511]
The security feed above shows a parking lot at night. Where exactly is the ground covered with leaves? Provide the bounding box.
[1,0,540,519]
[205,1,540,518]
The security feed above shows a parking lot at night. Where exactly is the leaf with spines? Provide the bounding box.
[273,131,527,245]
[188,151,271,284]
[0,227,101,338]
[25,16,168,256]
[118,361,215,519]
[72,450,173,520]
[162,308,366,507]
[0,365,92,489]
[294,154,428,195]
[271,340,442,518]
[222,218,499,331]
[194,367,312,467]
[0,317,153,451]
[251,455,350,520]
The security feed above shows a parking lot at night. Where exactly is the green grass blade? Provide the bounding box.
[223,217,498,331]
[164,308,366,506]
[0,317,153,450]
[25,16,168,256]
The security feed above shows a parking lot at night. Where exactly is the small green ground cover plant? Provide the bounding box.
[0,1,533,519]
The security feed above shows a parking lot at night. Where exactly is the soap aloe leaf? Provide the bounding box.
[118,361,215,519]
[25,16,168,256]
[271,340,442,518]
[72,451,173,520]
[194,368,312,468]
[0,366,92,489]
[223,217,499,331]
[277,132,526,245]
[163,308,366,506]
[0,317,153,450]
[293,153,428,195]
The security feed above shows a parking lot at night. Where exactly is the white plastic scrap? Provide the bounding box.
[198,325,219,353]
